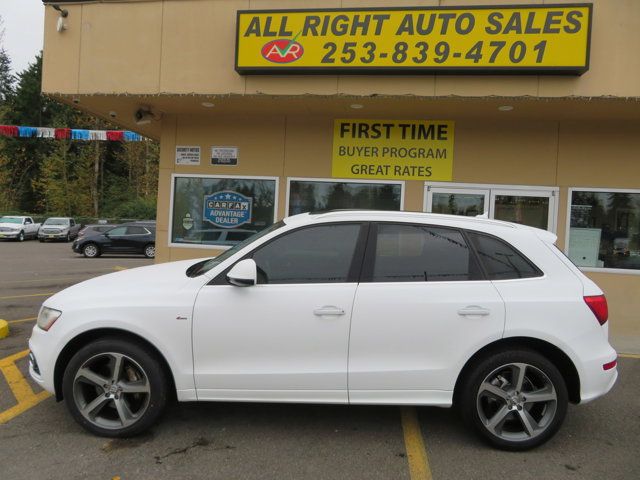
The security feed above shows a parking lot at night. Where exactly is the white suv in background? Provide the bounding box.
[28,211,617,450]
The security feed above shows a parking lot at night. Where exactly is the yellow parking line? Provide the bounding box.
[0,292,56,300]
[0,275,89,285]
[7,317,37,324]
[619,353,640,359]
[113,266,128,271]
[0,349,52,424]
[0,391,50,424]
[401,407,433,480]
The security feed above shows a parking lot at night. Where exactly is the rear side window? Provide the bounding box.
[372,224,482,282]
[126,226,148,235]
[468,232,542,280]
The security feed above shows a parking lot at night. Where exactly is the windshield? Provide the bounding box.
[44,218,68,225]
[186,221,286,277]
[0,217,23,224]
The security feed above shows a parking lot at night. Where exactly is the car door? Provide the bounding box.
[102,226,128,252]
[123,226,149,252]
[348,222,505,405]
[192,222,367,403]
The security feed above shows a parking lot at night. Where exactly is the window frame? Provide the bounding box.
[565,186,640,276]
[211,222,371,286]
[424,182,559,233]
[286,177,405,215]
[168,173,280,251]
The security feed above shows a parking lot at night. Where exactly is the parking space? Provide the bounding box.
[0,240,638,479]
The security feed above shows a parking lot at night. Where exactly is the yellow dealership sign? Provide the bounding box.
[236,4,592,74]
[332,120,454,181]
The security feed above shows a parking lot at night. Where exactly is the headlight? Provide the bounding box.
[37,307,62,331]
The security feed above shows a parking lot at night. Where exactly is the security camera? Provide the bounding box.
[109,111,117,118]
[134,108,156,125]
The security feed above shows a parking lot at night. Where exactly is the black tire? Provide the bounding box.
[66,233,71,242]
[62,337,168,437]
[39,238,44,243]
[460,349,568,451]
[143,243,155,259]
[82,243,100,258]
[17,230,25,242]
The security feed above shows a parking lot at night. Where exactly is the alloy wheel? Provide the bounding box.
[145,245,155,258]
[476,362,558,442]
[72,352,151,430]
[84,244,98,257]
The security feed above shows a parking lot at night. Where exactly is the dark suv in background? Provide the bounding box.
[72,221,156,258]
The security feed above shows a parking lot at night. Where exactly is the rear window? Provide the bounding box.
[468,232,542,280]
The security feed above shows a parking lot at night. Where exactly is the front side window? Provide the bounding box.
[568,190,640,270]
[468,232,541,280]
[251,224,362,284]
[288,179,402,215]
[171,176,277,247]
[372,224,481,282]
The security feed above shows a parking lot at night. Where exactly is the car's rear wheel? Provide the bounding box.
[460,349,568,451]
[83,243,100,258]
[62,338,168,437]
[144,243,155,259]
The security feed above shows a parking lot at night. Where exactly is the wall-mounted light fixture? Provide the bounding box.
[134,106,162,125]
[52,5,69,33]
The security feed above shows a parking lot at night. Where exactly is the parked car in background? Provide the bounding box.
[77,224,117,239]
[0,216,40,241]
[39,217,82,242]
[72,222,156,258]
[32,211,617,449]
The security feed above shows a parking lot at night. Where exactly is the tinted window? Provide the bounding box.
[107,227,127,236]
[226,231,254,242]
[372,224,480,282]
[468,232,541,280]
[251,224,361,284]
[126,226,148,235]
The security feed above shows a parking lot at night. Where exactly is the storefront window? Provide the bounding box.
[171,175,277,247]
[288,179,402,215]
[568,190,640,271]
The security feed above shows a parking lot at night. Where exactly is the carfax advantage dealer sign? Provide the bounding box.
[235,4,592,74]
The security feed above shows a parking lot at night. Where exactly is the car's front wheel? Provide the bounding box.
[17,231,25,242]
[82,243,100,258]
[62,338,168,437]
[460,349,568,451]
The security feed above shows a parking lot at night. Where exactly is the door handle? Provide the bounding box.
[313,306,345,316]
[457,306,491,317]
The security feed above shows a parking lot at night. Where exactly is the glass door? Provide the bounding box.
[425,184,557,232]
[427,187,489,217]
[490,189,555,231]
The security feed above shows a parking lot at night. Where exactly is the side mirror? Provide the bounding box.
[226,259,257,287]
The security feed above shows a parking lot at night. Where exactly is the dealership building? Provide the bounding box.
[41,0,639,350]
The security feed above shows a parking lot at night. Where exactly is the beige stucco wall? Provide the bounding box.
[42,0,640,98]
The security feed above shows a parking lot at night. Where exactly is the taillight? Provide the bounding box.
[584,295,608,325]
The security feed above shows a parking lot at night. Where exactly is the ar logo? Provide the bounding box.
[261,34,304,63]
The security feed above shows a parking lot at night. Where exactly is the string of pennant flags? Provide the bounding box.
[0,125,145,142]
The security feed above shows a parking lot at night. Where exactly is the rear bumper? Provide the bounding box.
[578,348,619,403]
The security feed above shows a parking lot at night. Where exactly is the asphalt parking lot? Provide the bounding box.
[0,240,639,480]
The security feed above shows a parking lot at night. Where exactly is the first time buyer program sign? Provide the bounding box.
[236,4,592,74]
[333,120,454,181]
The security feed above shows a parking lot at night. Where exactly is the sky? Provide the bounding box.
[0,0,45,74]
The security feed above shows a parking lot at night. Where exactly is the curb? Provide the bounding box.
[0,320,9,339]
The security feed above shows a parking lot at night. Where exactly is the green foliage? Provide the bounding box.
[0,50,159,220]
